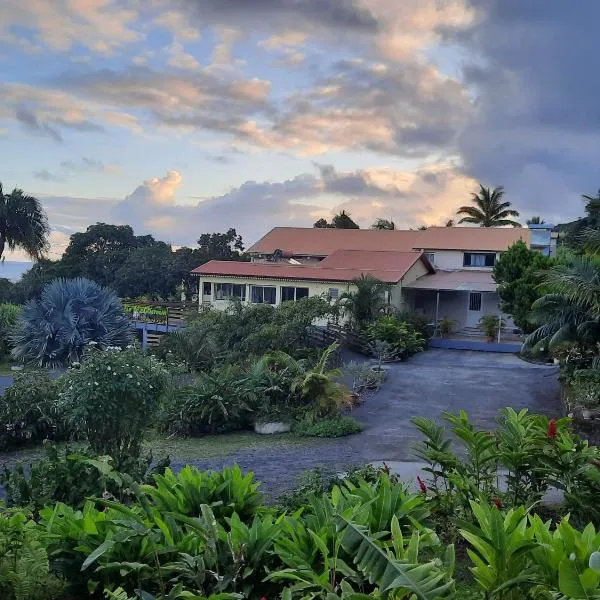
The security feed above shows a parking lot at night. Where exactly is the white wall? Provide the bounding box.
[425,250,498,271]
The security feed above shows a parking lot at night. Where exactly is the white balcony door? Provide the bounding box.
[466,292,483,327]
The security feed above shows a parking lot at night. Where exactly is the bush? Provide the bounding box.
[395,310,432,339]
[293,416,362,438]
[0,371,67,450]
[11,278,132,367]
[365,315,426,359]
[60,347,168,465]
[0,303,21,359]
[159,365,255,435]
[568,368,600,410]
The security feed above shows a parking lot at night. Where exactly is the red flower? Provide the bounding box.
[492,497,503,509]
[547,419,557,440]
[417,476,427,494]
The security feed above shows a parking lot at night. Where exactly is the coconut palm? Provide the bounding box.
[457,185,521,228]
[338,275,389,328]
[526,256,600,349]
[527,216,545,225]
[12,277,132,367]
[0,182,50,261]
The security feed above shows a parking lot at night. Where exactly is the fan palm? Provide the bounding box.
[12,277,132,367]
[526,256,600,349]
[457,185,521,227]
[0,182,50,261]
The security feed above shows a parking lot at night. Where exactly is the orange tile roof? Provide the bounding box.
[247,226,530,255]
[192,251,428,284]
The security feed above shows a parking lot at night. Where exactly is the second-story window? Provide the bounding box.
[463,253,496,267]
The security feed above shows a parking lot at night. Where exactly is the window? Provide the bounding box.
[468,292,482,311]
[281,286,309,302]
[215,283,246,301]
[202,282,212,296]
[424,252,435,264]
[463,253,496,267]
[251,285,276,304]
[328,288,339,300]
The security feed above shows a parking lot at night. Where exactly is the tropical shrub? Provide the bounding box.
[0,371,67,450]
[0,509,65,600]
[11,277,132,367]
[345,360,385,392]
[395,309,432,339]
[365,315,426,358]
[0,302,21,358]
[567,368,600,410]
[293,416,362,437]
[339,274,389,328]
[479,314,503,339]
[60,347,168,465]
[159,365,254,435]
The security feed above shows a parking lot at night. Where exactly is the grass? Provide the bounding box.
[0,429,316,470]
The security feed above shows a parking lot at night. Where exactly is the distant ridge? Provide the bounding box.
[0,261,32,282]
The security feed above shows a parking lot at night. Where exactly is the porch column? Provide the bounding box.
[246,283,251,303]
[198,280,202,310]
[435,290,440,335]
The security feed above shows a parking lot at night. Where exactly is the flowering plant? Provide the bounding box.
[60,346,168,465]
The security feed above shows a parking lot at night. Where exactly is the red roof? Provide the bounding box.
[247,226,530,255]
[192,251,429,284]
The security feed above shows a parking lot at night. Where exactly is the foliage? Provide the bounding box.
[0,182,50,262]
[395,310,432,340]
[142,465,263,522]
[339,275,389,328]
[365,315,426,358]
[345,360,385,392]
[0,509,64,600]
[479,315,504,339]
[0,303,21,358]
[559,189,600,250]
[293,416,362,438]
[526,254,600,350]
[0,371,67,450]
[567,368,600,410]
[60,347,168,464]
[1,444,166,510]
[158,366,254,435]
[371,218,396,230]
[493,240,555,332]
[457,184,521,227]
[313,210,360,229]
[11,278,133,367]
[439,317,457,338]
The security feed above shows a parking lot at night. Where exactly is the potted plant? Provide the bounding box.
[479,315,504,342]
[439,317,457,339]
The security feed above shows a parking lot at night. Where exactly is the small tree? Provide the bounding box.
[60,347,168,465]
[371,218,396,230]
[339,275,389,329]
[493,241,554,333]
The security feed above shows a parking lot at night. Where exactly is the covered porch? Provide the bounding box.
[403,270,520,345]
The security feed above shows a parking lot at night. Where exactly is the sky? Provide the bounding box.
[0,0,597,260]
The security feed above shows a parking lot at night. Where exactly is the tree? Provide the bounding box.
[60,223,158,287]
[371,218,396,230]
[457,185,521,227]
[526,252,600,350]
[559,190,600,250]
[12,277,133,367]
[0,182,50,261]
[445,219,455,227]
[196,228,245,261]
[113,242,178,299]
[527,216,545,225]
[313,218,330,228]
[315,211,360,229]
[493,241,554,333]
[339,275,389,328]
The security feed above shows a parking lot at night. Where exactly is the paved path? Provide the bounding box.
[174,349,562,496]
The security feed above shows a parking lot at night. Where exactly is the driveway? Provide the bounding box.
[175,349,562,496]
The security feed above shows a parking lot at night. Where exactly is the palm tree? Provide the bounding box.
[445,219,455,227]
[457,185,521,228]
[526,257,600,350]
[0,183,50,261]
[371,218,396,230]
[339,275,389,328]
[526,216,545,225]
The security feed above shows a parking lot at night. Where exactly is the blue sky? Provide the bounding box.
[1,0,597,259]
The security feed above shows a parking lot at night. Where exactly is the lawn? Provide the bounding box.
[0,430,314,471]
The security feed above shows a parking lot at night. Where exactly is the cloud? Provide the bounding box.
[1,0,142,55]
[455,0,600,222]
[33,169,64,182]
[60,157,120,174]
